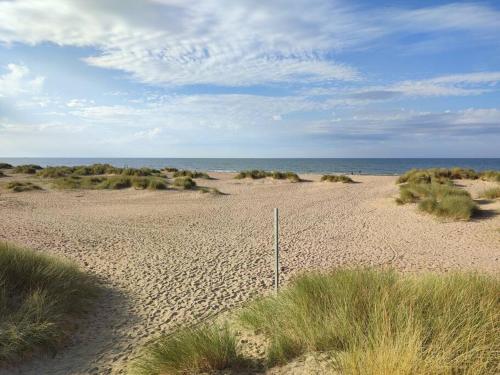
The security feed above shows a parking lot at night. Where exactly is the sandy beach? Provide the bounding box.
[0,173,499,374]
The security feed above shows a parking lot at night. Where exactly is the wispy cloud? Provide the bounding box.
[0,64,44,97]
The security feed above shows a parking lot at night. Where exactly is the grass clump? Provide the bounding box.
[12,165,43,174]
[235,170,301,182]
[172,170,210,179]
[131,177,168,190]
[173,177,196,190]
[72,163,121,176]
[52,176,105,189]
[163,167,178,172]
[0,163,12,169]
[0,171,4,177]
[480,170,500,182]
[37,166,73,178]
[121,167,160,177]
[130,323,240,375]
[239,269,499,373]
[396,168,479,185]
[397,183,477,220]
[6,181,42,192]
[321,174,354,183]
[0,243,98,362]
[479,187,500,199]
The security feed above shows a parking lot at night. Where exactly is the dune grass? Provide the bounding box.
[0,171,4,177]
[480,170,500,182]
[173,177,197,190]
[37,166,74,178]
[52,176,168,191]
[121,167,161,177]
[172,170,210,179]
[12,165,43,174]
[0,163,12,169]
[130,323,241,375]
[239,269,499,373]
[0,243,98,362]
[321,174,354,183]
[6,181,42,192]
[396,183,477,220]
[396,168,481,185]
[479,187,500,199]
[163,167,178,173]
[235,170,301,182]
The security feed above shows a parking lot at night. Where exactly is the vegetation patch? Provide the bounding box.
[239,269,499,373]
[198,186,223,195]
[173,170,210,179]
[130,323,241,375]
[480,170,500,182]
[173,177,197,190]
[0,171,4,178]
[479,187,500,199]
[0,163,12,169]
[0,243,98,362]
[12,165,43,174]
[235,170,301,182]
[131,177,168,190]
[321,174,354,183]
[37,166,74,178]
[396,183,477,220]
[6,181,42,192]
[121,167,160,177]
[163,167,178,173]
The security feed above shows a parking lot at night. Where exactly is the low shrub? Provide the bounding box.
[239,269,499,373]
[0,243,98,362]
[6,181,42,192]
[72,163,121,175]
[479,187,500,199]
[321,174,354,183]
[0,171,4,177]
[130,323,240,375]
[173,170,210,179]
[396,168,479,185]
[97,176,132,189]
[0,163,12,169]
[173,177,196,190]
[12,165,43,174]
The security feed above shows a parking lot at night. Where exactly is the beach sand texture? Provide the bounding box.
[0,173,499,374]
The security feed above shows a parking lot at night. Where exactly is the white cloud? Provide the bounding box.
[1,1,498,87]
[0,64,44,97]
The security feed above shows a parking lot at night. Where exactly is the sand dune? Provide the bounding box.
[0,173,498,374]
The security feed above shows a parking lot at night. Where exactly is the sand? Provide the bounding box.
[0,173,499,374]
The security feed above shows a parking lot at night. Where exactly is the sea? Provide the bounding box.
[1,158,499,175]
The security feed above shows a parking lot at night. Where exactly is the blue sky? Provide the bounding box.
[0,0,499,157]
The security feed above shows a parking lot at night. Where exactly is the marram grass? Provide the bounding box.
[6,181,42,192]
[0,243,98,362]
[129,323,241,375]
[239,269,499,373]
[131,269,499,374]
[321,174,354,183]
[479,187,500,199]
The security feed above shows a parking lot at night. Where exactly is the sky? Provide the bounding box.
[0,0,499,158]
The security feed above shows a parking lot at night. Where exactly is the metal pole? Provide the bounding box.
[274,207,279,294]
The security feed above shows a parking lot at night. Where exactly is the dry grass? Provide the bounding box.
[235,170,301,182]
[0,163,12,169]
[479,187,500,199]
[12,165,43,174]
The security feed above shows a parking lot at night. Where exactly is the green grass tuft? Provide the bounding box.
[0,243,98,362]
[235,170,301,182]
[163,167,178,173]
[0,163,13,169]
[12,165,43,174]
[121,168,160,177]
[130,323,240,375]
[239,269,499,373]
[479,187,500,199]
[6,181,42,192]
[37,166,73,178]
[172,170,210,179]
[0,171,4,178]
[396,168,479,185]
[173,177,197,190]
[321,174,354,183]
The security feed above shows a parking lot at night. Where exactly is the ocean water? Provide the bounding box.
[1,158,499,175]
